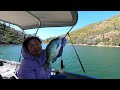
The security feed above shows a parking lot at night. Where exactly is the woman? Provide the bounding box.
[17,36,67,79]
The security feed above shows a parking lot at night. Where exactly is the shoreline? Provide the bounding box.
[0,43,120,48]
[0,44,21,46]
[67,44,120,48]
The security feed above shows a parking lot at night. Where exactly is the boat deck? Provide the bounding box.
[0,59,20,79]
[0,59,97,79]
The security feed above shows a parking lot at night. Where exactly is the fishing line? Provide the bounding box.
[62,23,85,73]
[67,33,85,73]
[60,24,85,73]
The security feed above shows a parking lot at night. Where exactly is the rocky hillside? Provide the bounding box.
[0,22,25,45]
[67,14,120,46]
[1,13,120,46]
[44,14,120,46]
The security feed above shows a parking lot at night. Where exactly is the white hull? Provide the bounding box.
[0,59,20,79]
[0,59,97,79]
[0,59,58,79]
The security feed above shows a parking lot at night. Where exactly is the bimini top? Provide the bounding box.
[0,11,78,30]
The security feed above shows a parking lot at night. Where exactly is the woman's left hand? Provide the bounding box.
[57,38,67,57]
[61,38,67,47]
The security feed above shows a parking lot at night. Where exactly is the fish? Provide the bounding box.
[44,37,62,69]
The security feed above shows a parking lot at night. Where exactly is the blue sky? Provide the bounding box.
[28,11,120,40]
[4,11,120,40]
[76,11,120,30]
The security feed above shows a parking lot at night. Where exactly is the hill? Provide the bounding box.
[0,22,25,45]
[44,14,120,46]
[1,13,120,47]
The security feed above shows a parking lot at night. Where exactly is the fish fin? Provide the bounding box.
[52,57,57,63]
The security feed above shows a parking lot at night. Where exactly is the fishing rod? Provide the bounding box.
[62,25,86,73]
[63,25,74,38]
[67,33,85,73]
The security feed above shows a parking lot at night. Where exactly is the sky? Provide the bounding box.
[3,11,120,40]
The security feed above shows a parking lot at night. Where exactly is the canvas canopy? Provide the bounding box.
[0,11,78,30]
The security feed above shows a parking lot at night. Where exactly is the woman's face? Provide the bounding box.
[28,39,42,57]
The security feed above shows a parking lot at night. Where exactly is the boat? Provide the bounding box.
[0,11,97,79]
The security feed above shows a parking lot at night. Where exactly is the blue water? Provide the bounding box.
[0,44,120,79]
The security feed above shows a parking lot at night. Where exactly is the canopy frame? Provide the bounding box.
[0,11,78,30]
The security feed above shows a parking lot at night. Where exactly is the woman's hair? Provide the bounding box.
[23,36,42,51]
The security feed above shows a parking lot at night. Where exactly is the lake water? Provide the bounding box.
[0,44,120,79]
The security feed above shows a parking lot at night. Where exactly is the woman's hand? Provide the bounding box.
[61,38,67,47]
[57,38,67,57]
